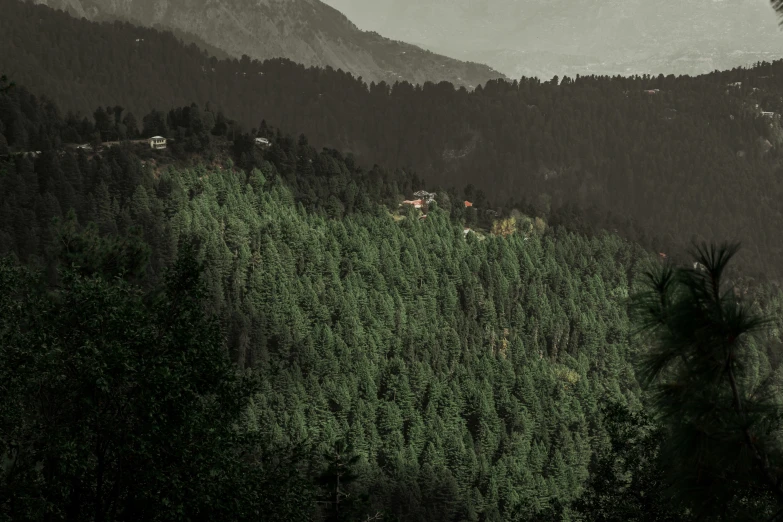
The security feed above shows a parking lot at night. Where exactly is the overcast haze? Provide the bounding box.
[323,0,783,79]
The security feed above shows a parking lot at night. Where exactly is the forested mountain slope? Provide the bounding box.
[28,0,505,89]
[4,73,783,519]
[2,0,783,284]
[0,79,653,520]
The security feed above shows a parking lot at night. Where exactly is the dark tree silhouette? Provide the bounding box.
[631,243,783,520]
[773,1,783,24]
[0,75,12,94]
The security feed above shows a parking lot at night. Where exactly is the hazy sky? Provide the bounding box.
[322,0,783,78]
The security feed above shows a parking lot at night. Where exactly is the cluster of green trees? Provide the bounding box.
[0,82,242,156]
[0,250,314,521]
[0,79,492,263]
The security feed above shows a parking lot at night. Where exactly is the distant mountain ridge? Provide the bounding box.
[434,46,783,81]
[325,0,783,79]
[31,0,507,89]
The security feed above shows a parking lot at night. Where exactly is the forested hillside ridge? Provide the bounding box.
[0,74,759,294]
[0,75,532,260]
[4,70,783,519]
[26,0,506,89]
[0,91,646,520]
[3,0,783,283]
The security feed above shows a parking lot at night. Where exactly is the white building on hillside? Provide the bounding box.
[149,136,166,149]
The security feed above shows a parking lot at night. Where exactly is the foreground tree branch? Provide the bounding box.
[631,242,783,520]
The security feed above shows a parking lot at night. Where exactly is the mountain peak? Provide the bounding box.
[32,0,507,88]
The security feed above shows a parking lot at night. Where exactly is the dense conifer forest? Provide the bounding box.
[4,1,783,518]
[3,0,783,283]
[4,67,783,520]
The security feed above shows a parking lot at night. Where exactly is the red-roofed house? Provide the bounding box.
[401,199,424,209]
[464,201,473,207]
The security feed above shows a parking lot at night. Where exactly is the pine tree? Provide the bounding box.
[315,438,365,522]
[631,242,783,520]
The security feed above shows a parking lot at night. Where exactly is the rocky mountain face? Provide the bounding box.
[31,0,506,89]
[325,0,783,79]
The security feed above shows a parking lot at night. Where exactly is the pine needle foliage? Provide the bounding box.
[631,242,783,520]
[773,1,783,26]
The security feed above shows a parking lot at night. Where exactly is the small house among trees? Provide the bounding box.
[149,136,166,149]
[401,199,424,209]
[255,137,271,148]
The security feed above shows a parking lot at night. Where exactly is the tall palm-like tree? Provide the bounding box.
[631,242,783,520]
